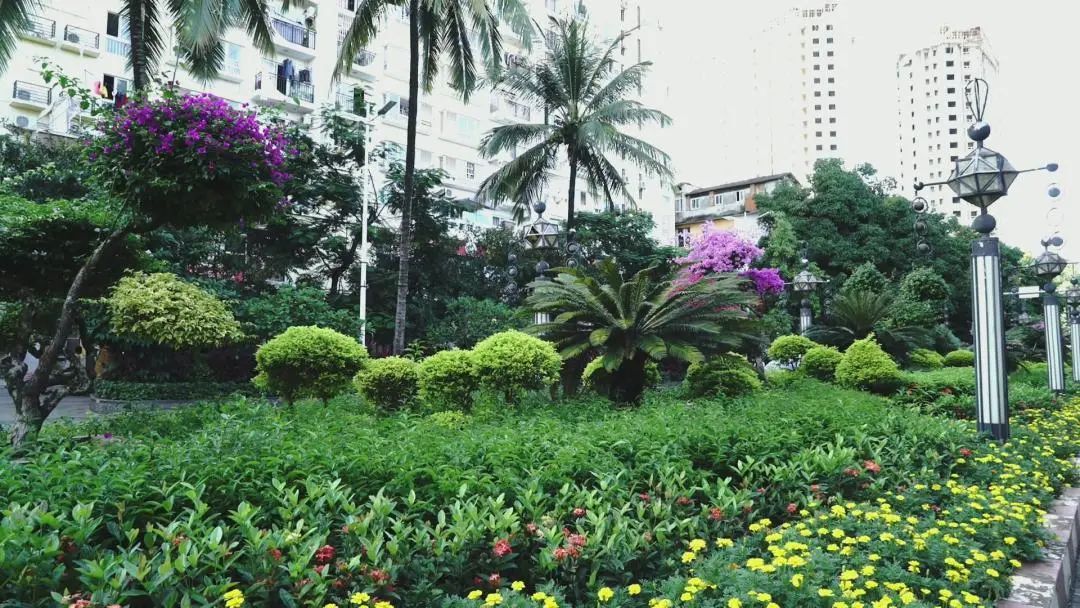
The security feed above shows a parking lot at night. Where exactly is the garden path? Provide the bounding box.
[0,388,92,425]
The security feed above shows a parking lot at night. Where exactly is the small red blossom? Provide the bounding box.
[332,578,347,589]
[863,460,881,474]
[676,496,693,506]
[638,492,651,503]
[269,548,283,561]
[567,533,587,548]
[708,507,724,521]
[809,484,821,493]
[786,503,798,514]
[568,546,581,559]
[572,507,587,518]
[553,547,569,561]
[314,545,336,565]
[71,601,92,608]
[525,522,539,536]
[960,448,973,457]
[369,569,390,585]
[488,573,502,587]
[492,538,512,558]
[844,467,861,477]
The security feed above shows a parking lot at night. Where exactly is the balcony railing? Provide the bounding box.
[12,81,52,106]
[222,59,242,79]
[106,35,130,56]
[353,48,376,67]
[336,89,366,115]
[272,17,315,49]
[255,68,315,104]
[21,15,56,41]
[62,24,100,50]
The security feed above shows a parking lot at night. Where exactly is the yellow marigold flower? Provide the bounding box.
[350,593,371,606]
[833,603,850,608]
[324,604,339,608]
[373,603,393,608]
[727,600,742,608]
[1010,559,1022,568]
[754,592,771,602]
[224,590,245,608]
[986,568,1000,577]
[532,592,547,601]
[598,588,614,602]
[939,590,953,599]
[680,593,693,602]
[484,592,503,606]
[716,538,734,548]
[689,539,707,552]
[791,573,804,588]
[860,566,875,576]
[819,589,835,597]
[543,599,559,608]
[1004,537,1017,545]
[626,584,641,596]
[511,581,525,592]
[766,604,779,608]
[839,570,858,581]
[864,581,878,590]
[682,551,697,564]
[468,590,484,600]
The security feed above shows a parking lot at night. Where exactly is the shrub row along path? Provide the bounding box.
[0,388,91,424]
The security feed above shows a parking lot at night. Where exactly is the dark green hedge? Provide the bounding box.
[92,380,258,401]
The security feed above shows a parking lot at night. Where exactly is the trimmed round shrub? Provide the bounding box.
[581,357,661,396]
[684,353,762,398]
[417,349,479,412]
[909,348,945,370]
[835,335,902,394]
[767,334,819,367]
[472,330,561,402]
[944,349,975,367]
[425,410,470,430]
[800,345,843,381]
[354,356,419,411]
[253,326,368,404]
[108,272,242,349]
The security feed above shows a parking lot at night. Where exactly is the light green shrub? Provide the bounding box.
[471,330,561,402]
[684,353,762,398]
[800,345,843,381]
[909,348,946,370]
[425,410,470,429]
[417,349,479,412]
[354,356,419,411]
[581,357,661,396]
[835,335,902,394]
[108,272,242,349]
[767,334,819,367]
[944,349,975,367]
[253,326,368,404]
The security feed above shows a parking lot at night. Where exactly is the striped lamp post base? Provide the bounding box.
[1072,318,1080,384]
[971,237,1009,441]
[799,300,812,335]
[1045,294,1066,393]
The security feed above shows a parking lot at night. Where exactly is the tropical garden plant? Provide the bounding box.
[253,326,368,405]
[335,0,532,354]
[806,290,932,361]
[477,17,673,229]
[526,260,759,404]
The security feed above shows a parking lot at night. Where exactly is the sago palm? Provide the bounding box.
[477,17,673,229]
[526,260,759,404]
[336,0,532,354]
[806,290,932,360]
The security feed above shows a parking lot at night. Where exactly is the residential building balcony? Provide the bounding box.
[489,95,531,124]
[349,48,378,80]
[253,61,315,113]
[11,81,52,111]
[335,86,367,117]
[60,24,100,55]
[271,16,317,59]
[675,201,745,223]
[105,35,131,57]
[18,15,56,44]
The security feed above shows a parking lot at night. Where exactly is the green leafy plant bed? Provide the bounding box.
[92,380,259,401]
[1,382,1078,607]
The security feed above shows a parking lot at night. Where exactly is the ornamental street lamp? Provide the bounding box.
[1033,240,1069,392]
[521,202,561,325]
[1065,278,1080,384]
[913,78,1059,441]
[791,263,824,334]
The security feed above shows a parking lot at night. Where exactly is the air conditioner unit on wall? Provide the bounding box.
[66,32,80,43]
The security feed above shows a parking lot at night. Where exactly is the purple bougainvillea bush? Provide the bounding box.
[88,93,296,227]
[677,225,785,297]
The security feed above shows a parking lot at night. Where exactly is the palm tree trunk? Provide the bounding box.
[127,0,147,91]
[391,0,421,355]
[8,226,130,447]
[566,155,578,230]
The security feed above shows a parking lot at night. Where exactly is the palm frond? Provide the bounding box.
[333,0,396,79]
[0,0,37,69]
[123,0,167,89]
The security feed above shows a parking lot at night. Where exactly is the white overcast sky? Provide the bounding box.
[651,0,1079,258]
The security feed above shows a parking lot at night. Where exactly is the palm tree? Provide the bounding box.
[0,0,36,70]
[336,0,532,355]
[806,290,932,360]
[123,0,278,90]
[526,260,760,404]
[477,17,673,230]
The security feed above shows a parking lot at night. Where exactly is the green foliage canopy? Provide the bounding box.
[107,273,242,350]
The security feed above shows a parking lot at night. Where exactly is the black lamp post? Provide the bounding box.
[791,264,824,334]
[520,201,561,325]
[913,78,1059,441]
[1065,277,1080,384]
[1033,239,1069,392]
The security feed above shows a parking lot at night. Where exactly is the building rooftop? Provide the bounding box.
[685,173,799,198]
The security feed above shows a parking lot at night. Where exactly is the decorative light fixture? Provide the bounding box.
[790,261,824,334]
[912,78,1061,441]
[1032,237,1069,392]
[1066,277,1080,384]
[522,202,560,250]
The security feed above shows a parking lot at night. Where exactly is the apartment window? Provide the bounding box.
[466,162,475,180]
[828,104,836,110]
[828,117,836,124]
[690,196,706,210]
[829,131,837,137]
[827,90,835,97]
[826,24,833,30]
[946,60,954,67]
[813,51,819,57]
[950,142,958,148]
[814,117,822,124]
[812,38,819,43]
[830,144,837,150]
[545,0,556,11]
[101,74,130,99]
[945,46,953,54]
[580,190,587,206]
[814,91,821,97]
[827,64,834,70]
[826,37,833,43]
[816,144,823,151]
[106,12,124,37]
[813,77,821,84]
[419,149,433,167]
[826,50,834,57]
[963,61,971,68]
[815,131,822,137]
[814,104,822,110]
[946,74,955,80]
[948,114,957,121]
[947,87,955,94]
[812,25,819,31]
[947,101,956,108]
[950,155,958,162]
[675,198,684,212]
[813,64,820,71]
[827,77,835,83]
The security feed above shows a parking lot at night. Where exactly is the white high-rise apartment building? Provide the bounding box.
[896,26,998,220]
[0,0,673,241]
[751,2,852,181]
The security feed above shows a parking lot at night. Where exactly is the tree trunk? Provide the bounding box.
[9,226,130,448]
[566,155,578,231]
[127,1,147,91]
[560,355,586,398]
[391,0,421,355]
[328,229,363,298]
[609,353,648,405]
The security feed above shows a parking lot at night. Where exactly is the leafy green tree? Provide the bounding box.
[0,133,91,202]
[477,17,673,229]
[806,290,931,361]
[573,210,681,276]
[107,272,242,350]
[336,0,533,355]
[235,286,361,342]
[841,263,891,296]
[425,297,520,350]
[526,260,759,404]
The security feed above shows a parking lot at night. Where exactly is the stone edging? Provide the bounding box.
[998,480,1080,607]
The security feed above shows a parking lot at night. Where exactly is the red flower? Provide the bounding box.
[553,547,569,561]
[708,507,724,521]
[567,533,587,548]
[370,569,390,585]
[863,460,881,474]
[71,601,92,608]
[488,573,502,587]
[638,492,651,503]
[492,538,512,558]
[786,503,798,514]
[960,448,972,457]
[676,496,693,506]
[568,546,581,559]
[572,507,587,518]
[809,484,821,493]
[314,545,336,565]
[269,548,283,561]
[315,564,328,575]
[844,467,861,477]
[756,487,766,495]
[525,522,539,536]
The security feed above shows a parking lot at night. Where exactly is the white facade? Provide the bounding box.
[0,0,673,241]
[751,2,853,182]
[896,26,998,221]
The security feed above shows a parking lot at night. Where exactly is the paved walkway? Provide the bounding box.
[0,391,93,426]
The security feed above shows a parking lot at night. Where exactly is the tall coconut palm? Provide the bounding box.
[526,259,760,404]
[335,0,532,354]
[123,0,278,90]
[477,17,673,230]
